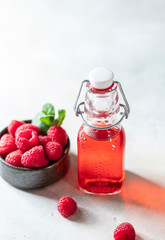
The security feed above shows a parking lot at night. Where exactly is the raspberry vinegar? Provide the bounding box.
[78,126,125,194]
[74,68,130,195]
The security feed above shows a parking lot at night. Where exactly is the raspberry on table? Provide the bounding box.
[5,150,23,167]
[21,146,49,168]
[0,134,17,158]
[114,222,136,240]
[47,126,67,148]
[15,123,40,137]
[38,135,51,147]
[15,129,39,152]
[8,120,25,137]
[45,141,63,161]
[57,196,77,218]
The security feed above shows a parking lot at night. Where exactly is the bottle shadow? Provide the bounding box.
[119,170,165,214]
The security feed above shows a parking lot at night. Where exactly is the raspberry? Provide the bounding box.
[0,134,17,158]
[15,123,40,137]
[45,141,63,161]
[8,120,25,137]
[15,129,39,152]
[21,146,49,168]
[57,196,77,217]
[114,222,136,240]
[38,135,51,147]
[47,126,67,148]
[5,150,22,167]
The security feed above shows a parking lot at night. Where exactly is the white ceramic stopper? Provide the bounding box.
[89,67,114,90]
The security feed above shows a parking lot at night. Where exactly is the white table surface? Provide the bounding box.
[0,1,165,239]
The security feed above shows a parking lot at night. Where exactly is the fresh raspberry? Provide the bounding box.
[15,123,40,137]
[5,150,23,167]
[8,120,25,137]
[21,146,49,168]
[47,126,67,148]
[38,135,51,147]
[45,141,63,161]
[0,134,17,158]
[114,222,136,240]
[15,129,39,152]
[57,196,77,217]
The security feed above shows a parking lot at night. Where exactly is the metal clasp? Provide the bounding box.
[74,80,130,130]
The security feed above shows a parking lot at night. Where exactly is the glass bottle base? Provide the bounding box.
[78,176,124,195]
[79,186,122,196]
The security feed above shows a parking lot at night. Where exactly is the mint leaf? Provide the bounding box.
[42,103,55,117]
[54,109,66,126]
[40,115,54,126]
[32,104,66,133]
[32,112,49,134]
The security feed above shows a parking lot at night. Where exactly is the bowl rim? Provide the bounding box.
[0,120,70,172]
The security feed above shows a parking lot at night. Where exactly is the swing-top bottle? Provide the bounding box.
[74,67,130,195]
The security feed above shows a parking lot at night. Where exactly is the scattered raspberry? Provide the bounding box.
[45,141,63,161]
[15,123,40,137]
[38,135,51,147]
[47,126,67,148]
[21,146,49,168]
[8,120,25,137]
[15,129,39,152]
[114,222,136,240]
[5,150,23,167]
[57,196,77,217]
[0,134,17,158]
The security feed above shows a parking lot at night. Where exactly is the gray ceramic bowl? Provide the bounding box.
[0,121,70,189]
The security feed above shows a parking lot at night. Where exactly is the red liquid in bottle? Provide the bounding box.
[77,125,126,194]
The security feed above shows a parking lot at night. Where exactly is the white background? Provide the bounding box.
[0,1,165,239]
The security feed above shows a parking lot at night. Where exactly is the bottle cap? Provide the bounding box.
[89,67,114,90]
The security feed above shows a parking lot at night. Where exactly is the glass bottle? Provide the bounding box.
[74,68,130,195]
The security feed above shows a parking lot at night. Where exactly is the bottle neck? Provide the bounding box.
[84,82,120,128]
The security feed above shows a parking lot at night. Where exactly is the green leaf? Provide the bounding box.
[42,103,55,117]
[40,115,54,126]
[32,112,50,134]
[32,104,65,133]
[54,109,66,126]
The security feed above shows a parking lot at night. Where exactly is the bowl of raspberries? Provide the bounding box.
[0,104,70,189]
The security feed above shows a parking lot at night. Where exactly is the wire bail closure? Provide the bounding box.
[74,80,130,130]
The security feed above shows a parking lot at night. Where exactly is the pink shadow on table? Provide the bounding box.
[121,171,165,214]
